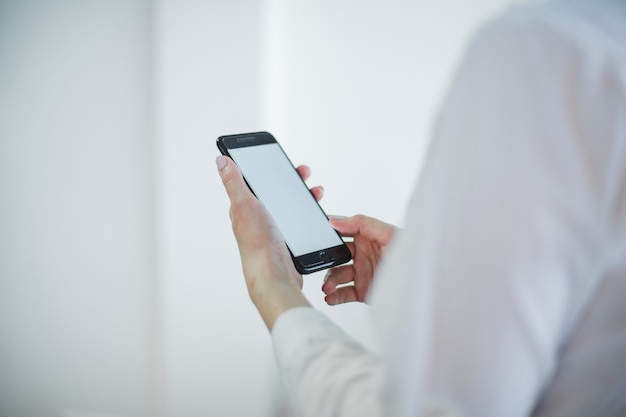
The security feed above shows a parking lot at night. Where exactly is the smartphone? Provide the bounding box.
[217,131,352,274]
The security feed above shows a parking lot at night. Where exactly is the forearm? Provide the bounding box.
[244,254,311,331]
[249,277,310,331]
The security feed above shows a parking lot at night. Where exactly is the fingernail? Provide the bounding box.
[323,270,331,283]
[216,155,228,171]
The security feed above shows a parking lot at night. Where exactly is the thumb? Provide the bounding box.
[330,214,395,244]
[216,155,253,206]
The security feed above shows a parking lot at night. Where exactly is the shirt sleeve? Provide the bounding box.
[272,307,382,417]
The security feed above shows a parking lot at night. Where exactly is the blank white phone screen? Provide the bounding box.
[228,143,343,257]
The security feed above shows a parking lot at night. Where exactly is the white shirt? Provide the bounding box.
[271,1,626,416]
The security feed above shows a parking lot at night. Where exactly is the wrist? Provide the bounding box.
[245,262,311,331]
[251,280,311,331]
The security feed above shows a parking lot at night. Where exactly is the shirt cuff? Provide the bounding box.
[272,306,350,360]
[272,306,357,384]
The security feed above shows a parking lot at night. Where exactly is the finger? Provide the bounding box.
[216,155,255,208]
[325,285,359,306]
[329,214,395,243]
[296,165,311,182]
[322,265,355,294]
[310,185,324,202]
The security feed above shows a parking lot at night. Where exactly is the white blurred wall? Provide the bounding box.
[0,1,155,417]
[153,0,277,416]
[0,1,516,416]
[265,0,514,224]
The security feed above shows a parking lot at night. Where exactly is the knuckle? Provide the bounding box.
[353,214,367,227]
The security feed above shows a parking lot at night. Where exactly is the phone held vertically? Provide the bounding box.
[217,131,352,274]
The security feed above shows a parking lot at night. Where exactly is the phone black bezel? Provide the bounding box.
[216,131,352,274]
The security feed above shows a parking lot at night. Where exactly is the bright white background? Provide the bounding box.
[1,1,520,416]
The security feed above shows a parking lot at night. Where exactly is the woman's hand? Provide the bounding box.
[323,215,396,305]
[216,155,310,331]
[296,165,396,306]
